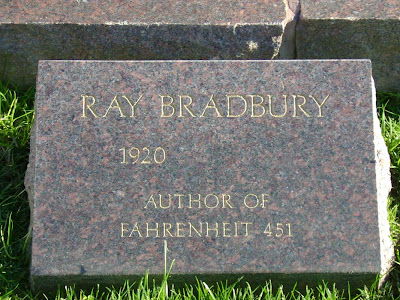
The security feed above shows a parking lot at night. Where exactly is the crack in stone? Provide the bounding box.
[278,0,301,59]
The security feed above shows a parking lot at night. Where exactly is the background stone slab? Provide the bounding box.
[27,60,392,293]
[0,0,297,89]
[296,0,400,92]
[1,1,399,93]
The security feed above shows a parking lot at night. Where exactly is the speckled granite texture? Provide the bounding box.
[0,0,299,89]
[296,0,400,92]
[26,60,392,293]
[1,0,398,92]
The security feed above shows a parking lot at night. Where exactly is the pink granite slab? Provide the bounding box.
[0,0,298,89]
[26,59,392,293]
[296,0,400,92]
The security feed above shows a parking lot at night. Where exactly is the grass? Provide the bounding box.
[0,81,34,299]
[0,83,400,299]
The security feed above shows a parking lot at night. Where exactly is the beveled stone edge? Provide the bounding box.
[372,77,394,286]
[25,70,41,290]
[24,115,36,238]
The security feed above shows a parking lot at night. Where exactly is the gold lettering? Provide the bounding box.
[176,222,185,237]
[309,94,329,117]
[122,95,142,117]
[163,223,173,237]
[204,194,219,209]
[129,222,143,237]
[261,194,269,208]
[234,222,239,237]
[243,194,258,208]
[189,222,203,237]
[121,221,258,238]
[160,95,176,117]
[121,222,129,237]
[178,95,197,117]
[200,94,223,117]
[222,194,234,208]
[223,222,231,237]
[293,95,311,118]
[174,194,185,208]
[144,195,157,209]
[159,194,171,209]
[146,222,159,237]
[242,222,252,236]
[205,222,219,237]
[249,95,266,117]
[189,194,202,208]
[227,95,248,118]
[103,95,126,118]
[268,95,288,118]
[81,95,99,118]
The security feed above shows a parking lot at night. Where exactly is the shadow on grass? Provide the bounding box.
[0,81,35,297]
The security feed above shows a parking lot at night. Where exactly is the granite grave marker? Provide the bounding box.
[26,60,393,292]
